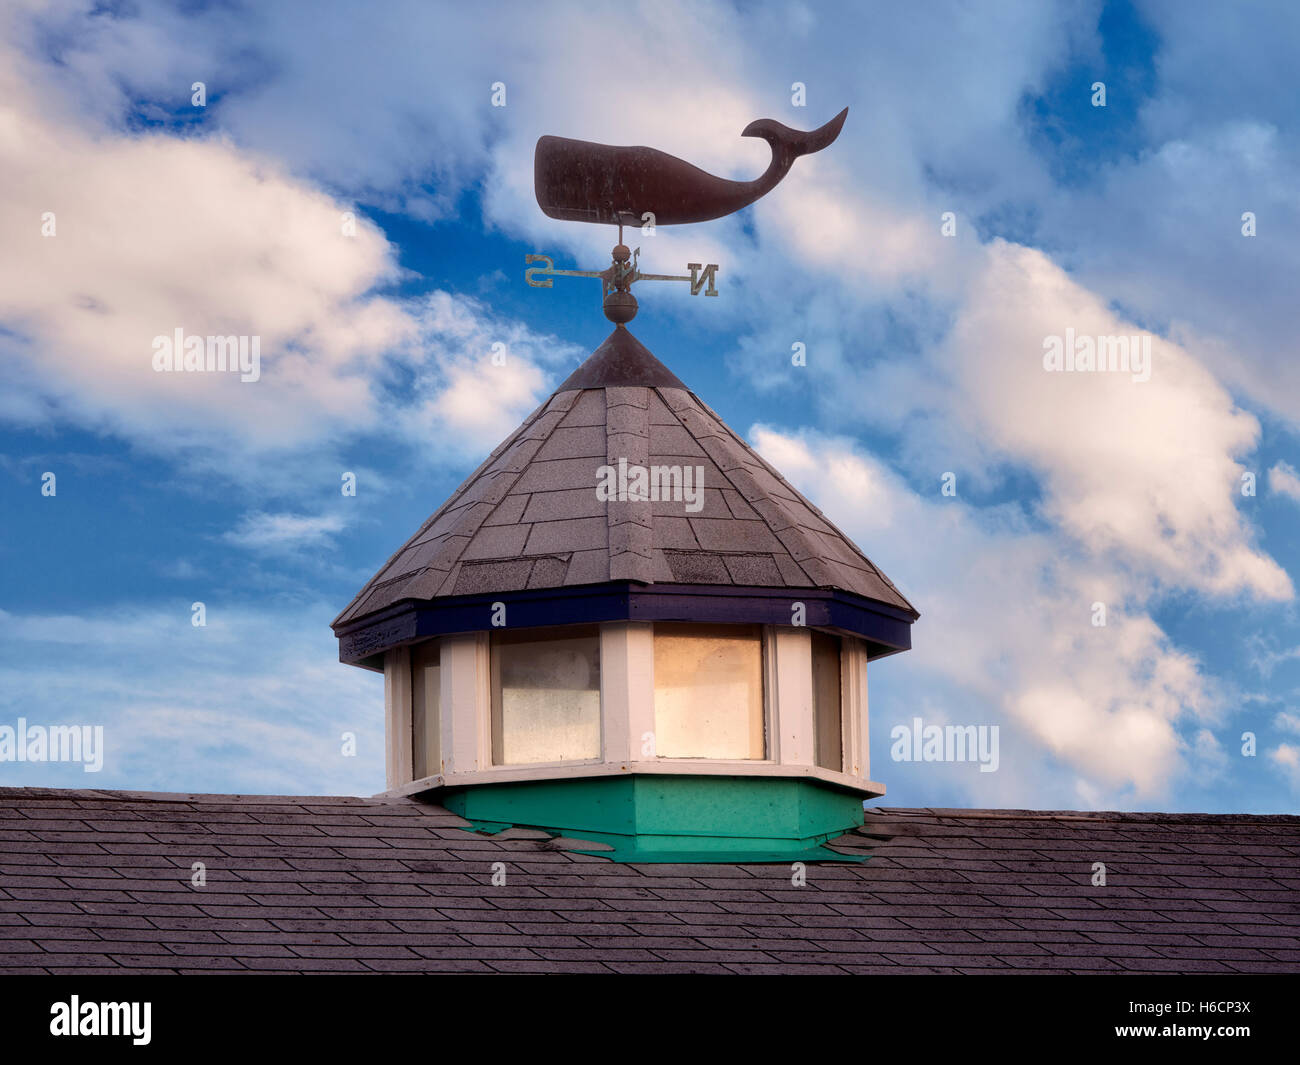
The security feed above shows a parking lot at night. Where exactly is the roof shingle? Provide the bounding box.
[2,787,1296,975]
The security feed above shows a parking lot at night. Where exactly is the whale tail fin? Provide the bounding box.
[741,107,848,159]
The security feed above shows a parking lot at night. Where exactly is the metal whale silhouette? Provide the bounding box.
[534,107,848,227]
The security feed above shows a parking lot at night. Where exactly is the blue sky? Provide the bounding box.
[2,0,1299,812]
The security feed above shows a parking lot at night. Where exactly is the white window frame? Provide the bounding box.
[599,622,653,764]
[772,626,811,767]
[440,631,489,775]
[841,636,869,779]
[384,644,413,791]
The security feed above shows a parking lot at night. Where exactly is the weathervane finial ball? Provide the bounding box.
[603,290,637,324]
[612,243,632,263]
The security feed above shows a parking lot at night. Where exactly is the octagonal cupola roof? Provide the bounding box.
[332,324,916,656]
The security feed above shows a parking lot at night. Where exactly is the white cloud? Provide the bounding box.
[0,602,382,795]
[0,30,413,450]
[1269,462,1300,503]
[223,511,349,553]
[392,290,584,461]
[1246,639,1300,680]
[1191,727,1230,777]
[1040,115,1300,426]
[0,12,577,479]
[11,0,1095,295]
[1275,710,1300,735]
[1269,743,1300,790]
[752,426,1227,802]
[937,241,1289,601]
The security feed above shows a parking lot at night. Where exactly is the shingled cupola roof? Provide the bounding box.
[332,324,917,662]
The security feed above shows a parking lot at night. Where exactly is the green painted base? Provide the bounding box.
[438,774,869,864]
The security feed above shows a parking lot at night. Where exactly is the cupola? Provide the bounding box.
[331,108,918,861]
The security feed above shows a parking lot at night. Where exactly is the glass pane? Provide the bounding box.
[812,631,843,771]
[411,641,440,779]
[491,626,601,765]
[653,623,765,759]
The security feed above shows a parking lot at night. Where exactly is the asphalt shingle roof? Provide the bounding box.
[333,326,915,628]
[2,787,1296,974]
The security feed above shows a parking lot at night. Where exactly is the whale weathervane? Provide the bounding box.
[535,108,848,227]
[527,108,848,324]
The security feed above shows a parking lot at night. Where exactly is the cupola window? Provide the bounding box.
[811,630,843,771]
[411,640,440,779]
[652,623,766,759]
[490,625,601,765]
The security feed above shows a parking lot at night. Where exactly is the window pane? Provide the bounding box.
[491,626,601,765]
[653,623,765,759]
[812,631,843,771]
[411,641,440,779]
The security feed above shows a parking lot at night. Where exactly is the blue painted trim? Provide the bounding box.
[334,581,915,669]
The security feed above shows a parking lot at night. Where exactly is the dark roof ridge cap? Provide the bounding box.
[872,806,1300,824]
[5,788,1297,825]
[554,325,688,391]
[0,785,437,809]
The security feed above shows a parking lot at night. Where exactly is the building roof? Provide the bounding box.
[333,326,915,629]
[2,786,1296,974]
